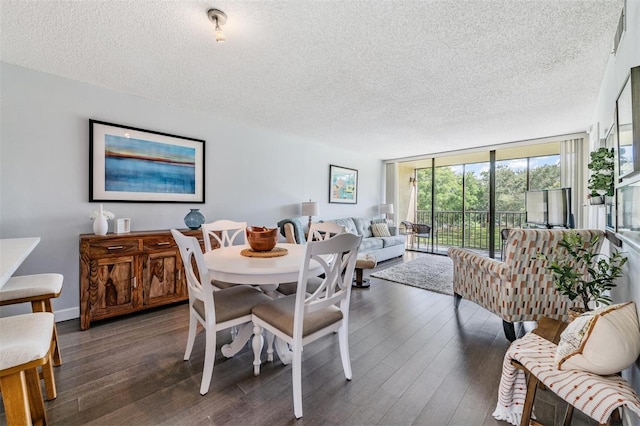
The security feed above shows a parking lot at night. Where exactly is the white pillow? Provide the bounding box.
[371,223,391,237]
[555,301,640,375]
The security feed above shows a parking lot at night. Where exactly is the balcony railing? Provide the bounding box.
[414,210,526,251]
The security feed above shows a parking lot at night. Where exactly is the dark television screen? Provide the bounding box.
[525,190,547,225]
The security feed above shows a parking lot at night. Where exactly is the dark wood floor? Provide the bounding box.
[2,252,607,425]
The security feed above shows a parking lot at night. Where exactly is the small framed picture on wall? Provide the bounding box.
[329,164,358,204]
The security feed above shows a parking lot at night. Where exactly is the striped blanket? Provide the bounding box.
[492,332,640,425]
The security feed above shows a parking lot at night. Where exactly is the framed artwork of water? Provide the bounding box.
[90,120,205,203]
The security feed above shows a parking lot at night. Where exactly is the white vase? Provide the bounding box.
[93,216,108,235]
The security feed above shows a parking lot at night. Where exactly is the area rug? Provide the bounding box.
[370,254,454,295]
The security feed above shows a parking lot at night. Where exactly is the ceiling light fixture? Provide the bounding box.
[207,8,227,43]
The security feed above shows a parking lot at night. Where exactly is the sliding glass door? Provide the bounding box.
[463,162,490,254]
[407,143,561,257]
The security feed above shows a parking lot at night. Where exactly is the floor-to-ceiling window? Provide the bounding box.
[401,142,561,257]
[412,152,490,254]
[529,155,561,190]
[491,154,560,252]
[463,161,490,253]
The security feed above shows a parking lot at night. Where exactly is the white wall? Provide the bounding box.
[590,2,640,425]
[0,62,383,321]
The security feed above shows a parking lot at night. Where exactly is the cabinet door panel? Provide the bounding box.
[142,251,185,306]
[89,256,137,318]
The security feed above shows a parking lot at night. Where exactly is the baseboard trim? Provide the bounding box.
[1,305,79,322]
[54,307,79,322]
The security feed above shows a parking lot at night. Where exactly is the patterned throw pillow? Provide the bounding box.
[555,301,640,375]
[371,223,391,237]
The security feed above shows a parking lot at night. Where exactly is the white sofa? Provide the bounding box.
[278,217,405,263]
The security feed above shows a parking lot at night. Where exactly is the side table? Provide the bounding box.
[352,254,377,288]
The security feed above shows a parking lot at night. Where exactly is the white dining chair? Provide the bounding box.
[307,221,346,242]
[171,229,271,395]
[201,219,248,290]
[276,222,347,296]
[251,232,362,418]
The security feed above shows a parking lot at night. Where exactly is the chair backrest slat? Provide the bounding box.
[307,222,347,242]
[201,220,248,252]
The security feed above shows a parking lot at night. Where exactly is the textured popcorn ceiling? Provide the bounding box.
[0,1,622,160]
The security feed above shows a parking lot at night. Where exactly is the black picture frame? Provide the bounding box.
[328,165,358,204]
[616,66,640,181]
[90,120,205,203]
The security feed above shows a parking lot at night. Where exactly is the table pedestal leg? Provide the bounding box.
[221,323,253,357]
[260,282,292,363]
[274,339,293,365]
[260,283,279,298]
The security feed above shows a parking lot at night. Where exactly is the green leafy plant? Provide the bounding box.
[587,147,615,197]
[539,231,627,311]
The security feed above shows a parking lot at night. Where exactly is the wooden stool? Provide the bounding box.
[502,318,640,426]
[352,255,377,288]
[0,312,56,425]
[0,274,63,367]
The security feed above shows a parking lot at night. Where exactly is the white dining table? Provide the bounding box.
[0,237,40,289]
[202,243,322,296]
[202,243,322,363]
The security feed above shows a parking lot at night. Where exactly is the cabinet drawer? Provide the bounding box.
[89,239,140,256]
[143,235,177,251]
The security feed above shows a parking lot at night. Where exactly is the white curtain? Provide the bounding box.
[406,182,416,223]
[560,138,585,228]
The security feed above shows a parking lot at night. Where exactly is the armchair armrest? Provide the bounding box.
[448,247,510,280]
[283,223,297,244]
[277,218,306,244]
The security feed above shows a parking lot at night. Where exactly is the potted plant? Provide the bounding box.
[539,231,627,318]
[587,147,614,204]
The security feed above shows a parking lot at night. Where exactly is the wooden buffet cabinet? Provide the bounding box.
[79,229,204,330]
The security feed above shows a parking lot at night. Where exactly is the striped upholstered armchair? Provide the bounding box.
[448,229,604,341]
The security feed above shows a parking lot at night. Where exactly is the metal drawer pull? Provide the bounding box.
[107,246,124,250]
[157,242,171,246]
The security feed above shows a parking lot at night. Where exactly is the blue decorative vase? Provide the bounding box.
[184,209,205,230]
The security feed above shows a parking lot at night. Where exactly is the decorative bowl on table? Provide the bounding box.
[246,226,278,252]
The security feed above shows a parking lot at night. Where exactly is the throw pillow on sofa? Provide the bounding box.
[371,223,391,237]
[555,301,640,375]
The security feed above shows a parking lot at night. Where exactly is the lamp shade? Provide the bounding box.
[301,201,319,216]
[379,204,394,215]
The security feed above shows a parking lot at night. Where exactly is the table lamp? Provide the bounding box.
[379,203,394,221]
[301,200,319,230]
